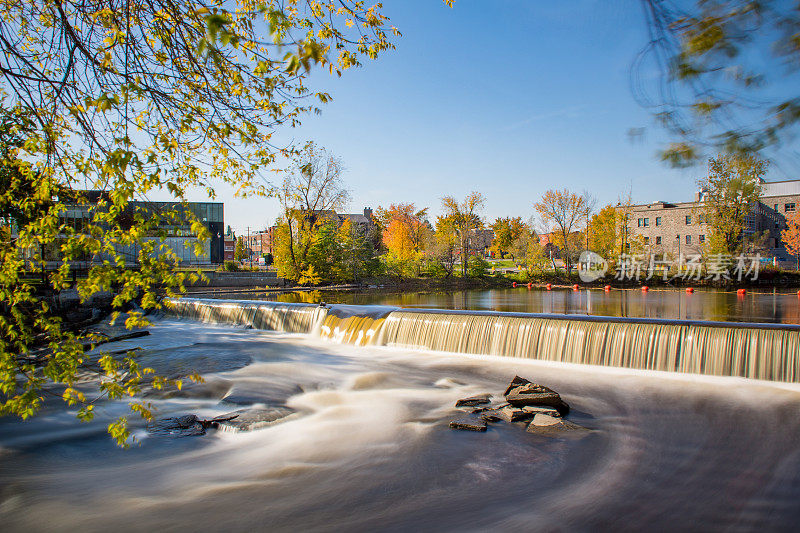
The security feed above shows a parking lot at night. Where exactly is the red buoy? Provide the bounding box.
[545,283,552,290]
[797,289,800,297]
[641,286,649,292]
[686,287,694,294]
[527,282,532,290]
[737,288,747,295]
[512,282,517,288]
[604,285,611,292]
[573,284,579,291]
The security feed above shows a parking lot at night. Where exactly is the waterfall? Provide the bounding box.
[166,298,328,334]
[166,298,800,382]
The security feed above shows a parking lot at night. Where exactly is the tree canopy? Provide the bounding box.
[699,153,767,254]
[637,0,800,165]
[0,0,404,445]
[440,192,485,278]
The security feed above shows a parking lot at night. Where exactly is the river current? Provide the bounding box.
[2,315,800,531]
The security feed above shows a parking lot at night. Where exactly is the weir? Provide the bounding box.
[166,298,800,383]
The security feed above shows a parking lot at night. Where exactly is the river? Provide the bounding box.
[2,303,800,531]
[195,287,800,324]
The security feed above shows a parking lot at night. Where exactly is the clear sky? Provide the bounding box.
[214,0,796,235]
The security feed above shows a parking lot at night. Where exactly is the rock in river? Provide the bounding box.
[526,413,588,437]
[449,417,488,432]
[214,407,295,433]
[147,414,207,437]
[455,394,492,407]
[504,376,569,415]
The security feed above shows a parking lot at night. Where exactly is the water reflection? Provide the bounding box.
[214,288,800,324]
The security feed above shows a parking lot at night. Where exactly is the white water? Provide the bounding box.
[169,298,800,382]
[1,316,800,531]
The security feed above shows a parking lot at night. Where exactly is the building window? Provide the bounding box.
[644,237,650,245]
[685,215,692,225]
[699,234,705,244]
[786,203,796,213]
[637,218,642,227]
[686,235,691,245]
[655,217,661,226]
[774,204,779,212]
[643,218,649,227]
[656,236,662,245]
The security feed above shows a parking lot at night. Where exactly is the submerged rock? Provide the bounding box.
[526,413,589,437]
[455,394,492,407]
[449,417,487,432]
[214,407,295,433]
[147,414,207,437]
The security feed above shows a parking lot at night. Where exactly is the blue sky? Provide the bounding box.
[216,0,796,234]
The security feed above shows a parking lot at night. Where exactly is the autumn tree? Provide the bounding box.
[699,153,767,255]
[588,205,619,262]
[376,203,430,276]
[425,215,460,278]
[782,211,800,270]
[534,189,588,273]
[274,142,350,281]
[509,224,548,279]
[440,192,485,278]
[0,0,402,444]
[234,236,247,263]
[490,216,524,260]
[337,218,380,282]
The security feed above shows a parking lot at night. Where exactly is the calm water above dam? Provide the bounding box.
[204,287,800,324]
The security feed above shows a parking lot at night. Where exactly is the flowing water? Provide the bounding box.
[201,287,800,324]
[2,297,800,531]
[170,298,800,382]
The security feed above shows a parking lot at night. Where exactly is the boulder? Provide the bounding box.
[503,377,569,415]
[455,394,491,407]
[526,413,588,437]
[147,414,207,437]
[503,375,530,396]
[448,417,487,432]
[214,407,295,433]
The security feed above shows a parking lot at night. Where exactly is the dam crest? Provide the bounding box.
[167,298,800,383]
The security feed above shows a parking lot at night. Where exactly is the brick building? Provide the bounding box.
[244,226,277,258]
[628,179,800,262]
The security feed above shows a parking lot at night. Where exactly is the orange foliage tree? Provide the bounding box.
[375,203,430,274]
[782,210,800,270]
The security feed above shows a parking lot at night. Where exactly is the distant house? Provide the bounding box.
[337,207,375,234]
[244,226,278,258]
[470,229,494,257]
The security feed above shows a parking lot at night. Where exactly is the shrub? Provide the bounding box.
[222,261,240,272]
[467,256,490,277]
